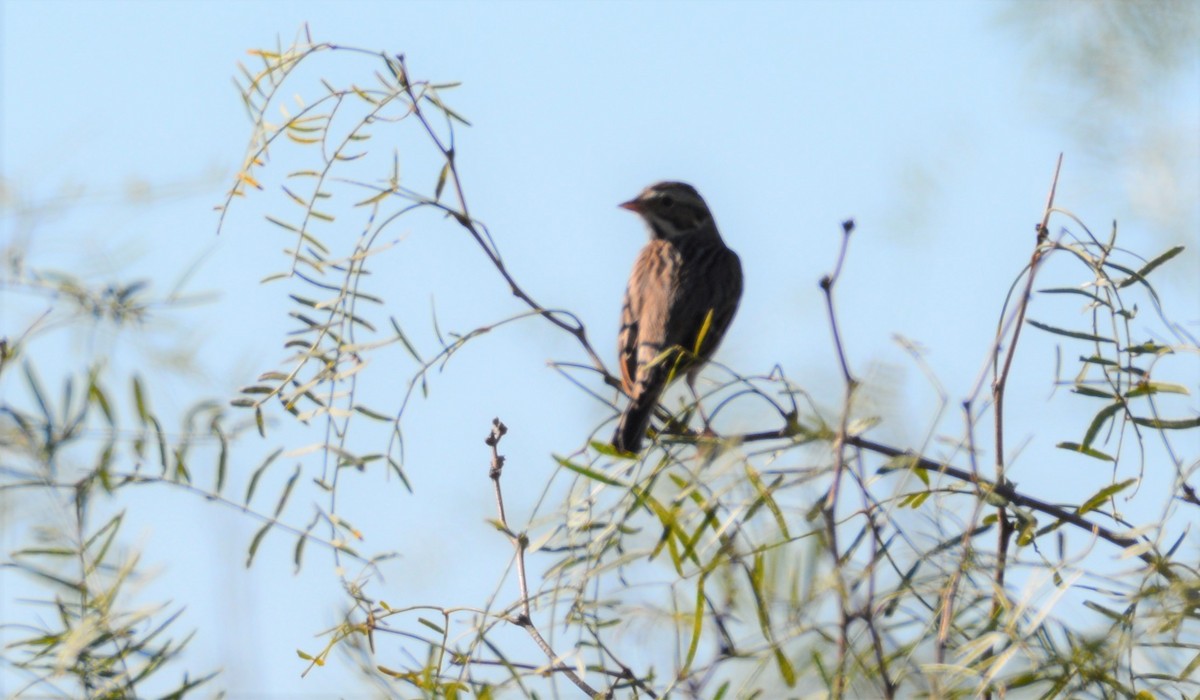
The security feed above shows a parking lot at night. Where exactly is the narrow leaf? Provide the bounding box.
[1125,382,1189,398]
[246,523,271,567]
[1071,385,1115,399]
[132,375,149,423]
[1037,287,1109,307]
[1120,245,1183,288]
[434,161,450,201]
[1056,442,1115,462]
[554,455,624,486]
[1082,402,1123,449]
[1026,319,1115,344]
[745,465,789,539]
[274,464,302,517]
[1130,415,1200,430]
[1078,479,1137,515]
[245,448,283,504]
[681,574,706,676]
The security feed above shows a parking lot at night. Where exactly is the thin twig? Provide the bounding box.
[486,419,606,699]
[845,435,1174,579]
[982,154,1063,695]
[819,218,857,699]
[396,56,611,380]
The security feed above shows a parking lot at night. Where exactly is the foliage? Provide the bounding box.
[3,21,1196,700]
[209,29,1199,699]
[0,245,224,697]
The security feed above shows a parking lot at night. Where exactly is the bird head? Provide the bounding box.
[620,181,714,241]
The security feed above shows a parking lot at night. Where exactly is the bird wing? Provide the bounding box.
[671,246,743,362]
[620,240,679,399]
[618,285,638,394]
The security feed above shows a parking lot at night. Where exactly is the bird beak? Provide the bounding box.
[619,199,642,213]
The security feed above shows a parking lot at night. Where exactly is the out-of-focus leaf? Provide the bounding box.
[1038,286,1109,307]
[1072,385,1115,399]
[1082,402,1123,448]
[434,161,450,201]
[132,375,149,424]
[23,363,51,425]
[246,448,283,505]
[293,533,307,573]
[555,454,624,486]
[247,523,271,568]
[1118,245,1183,288]
[1026,319,1115,344]
[88,377,115,425]
[745,465,789,539]
[1125,382,1189,398]
[1057,442,1115,461]
[681,574,706,676]
[1130,416,1200,430]
[1078,479,1137,515]
[274,464,302,517]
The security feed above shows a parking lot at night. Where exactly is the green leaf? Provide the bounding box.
[265,215,300,233]
[1056,442,1115,461]
[749,552,772,639]
[353,404,391,421]
[554,454,624,486]
[1037,286,1109,307]
[83,512,124,567]
[745,465,789,539]
[1082,402,1123,449]
[149,415,169,474]
[1079,355,1118,368]
[1130,415,1200,430]
[1125,381,1189,398]
[434,161,450,201]
[293,532,307,573]
[274,464,302,517]
[1078,479,1137,515]
[1071,385,1115,399]
[584,440,617,458]
[247,523,271,567]
[387,456,411,492]
[901,491,931,509]
[1127,341,1170,356]
[88,378,115,425]
[1178,652,1200,687]
[245,448,283,505]
[132,375,149,423]
[1083,599,1131,624]
[1026,319,1115,344]
[774,646,797,687]
[681,574,706,676]
[23,362,51,425]
[390,317,424,363]
[212,419,228,494]
[1118,245,1184,288]
[174,448,192,483]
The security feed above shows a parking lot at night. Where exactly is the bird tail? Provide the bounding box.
[613,398,655,453]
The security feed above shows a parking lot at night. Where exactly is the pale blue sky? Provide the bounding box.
[3,1,1198,696]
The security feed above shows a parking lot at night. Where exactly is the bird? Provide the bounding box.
[612,181,743,453]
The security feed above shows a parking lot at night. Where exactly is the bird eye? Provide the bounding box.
[659,194,675,209]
